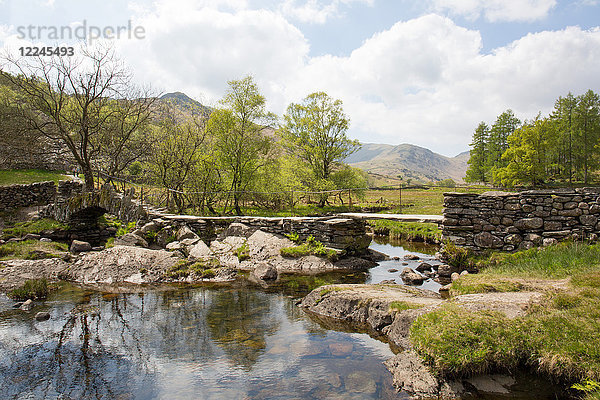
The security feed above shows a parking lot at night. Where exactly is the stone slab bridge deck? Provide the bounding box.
[39,183,443,255]
[338,213,443,224]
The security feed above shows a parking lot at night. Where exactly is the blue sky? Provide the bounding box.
[2,0,600,156]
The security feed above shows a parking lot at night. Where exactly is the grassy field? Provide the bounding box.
[410,242,600,395]
[0,169,71,185]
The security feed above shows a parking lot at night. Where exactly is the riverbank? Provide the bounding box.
[300,241,600,399]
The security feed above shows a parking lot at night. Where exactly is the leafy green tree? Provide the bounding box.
[149,105,208,212]
[495,117,556,187]
[465,122,489,183]
[210,76,276,215]
[1,45,154,190]
[281,91,360,206]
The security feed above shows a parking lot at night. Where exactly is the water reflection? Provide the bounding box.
[206,289,279,370]
[0,285,403,399]
[367,238,442,292]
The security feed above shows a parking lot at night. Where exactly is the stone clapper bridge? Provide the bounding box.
[39,182,443,253]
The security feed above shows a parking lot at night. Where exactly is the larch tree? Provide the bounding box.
[465,122,489,183]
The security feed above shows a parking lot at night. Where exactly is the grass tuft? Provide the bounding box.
[8,279,49,300]
[0,169,69,186]
[389,301,422,312]
[2,218,68,239]
[280,235,338,261]
[368,220,441,243]
[0,240,68,261]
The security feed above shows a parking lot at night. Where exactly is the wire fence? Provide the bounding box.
[96,171,488,215]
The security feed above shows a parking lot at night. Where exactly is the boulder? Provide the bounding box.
[35,311,50,321]
[155,226,175,248]
[400,267,425,285]
[188,240,213,261]
[437,264,459,277]
[252,262,278,281]
[180,238,200,247]
[140,221,160,235]
[226,222,256,238]
[415,262,432,273]
[65,246,181,284]
[23,233,41,241]
[70,240,92,253]
[385,351,464,398]
[177,225,199,242]
[166,241,183,251]
[247,230,295,261]
[403,254,420,261]
[114,233,148,248]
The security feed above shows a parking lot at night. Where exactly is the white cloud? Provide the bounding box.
[117,0,308,104]
[3,1,600,157]
[430,0,557,22]
[279,16,600,155]
[279,0,373,24]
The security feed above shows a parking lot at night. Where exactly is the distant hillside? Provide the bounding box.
[346,143,469,183]
[159,92,212,117]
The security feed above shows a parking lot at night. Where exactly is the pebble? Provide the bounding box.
[20,299,34,311]
[387,268,398,273]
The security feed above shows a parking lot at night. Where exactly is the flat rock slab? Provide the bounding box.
[66,245,181,285]
[0,258,69,291]
[451,291,544,319]
[301,284,443,332]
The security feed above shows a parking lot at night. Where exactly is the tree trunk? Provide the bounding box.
[83,166,95,192]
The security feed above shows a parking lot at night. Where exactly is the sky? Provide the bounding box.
[1,0,600,157]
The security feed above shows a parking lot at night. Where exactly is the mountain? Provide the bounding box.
[159,92,212,117]
[345,143,469,183]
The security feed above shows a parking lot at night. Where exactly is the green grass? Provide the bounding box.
[0,240,69,260]
[2,218,68,239]
[450,242,600,295]
[411,241,600,387]
[280,235,338,261]
[0,169,70,185]
[368,220,441,243]
[8,279,49,300]
[389,301,422,312]
[410,304,526,377]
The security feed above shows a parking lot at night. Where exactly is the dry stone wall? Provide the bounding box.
[0,181,82,210]
[443,188,600,252]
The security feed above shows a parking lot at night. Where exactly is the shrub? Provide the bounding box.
[233,242,249,261]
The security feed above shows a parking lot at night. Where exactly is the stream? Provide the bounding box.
[0,239,569,399]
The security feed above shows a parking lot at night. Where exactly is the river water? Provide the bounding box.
[0,240,569,399]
